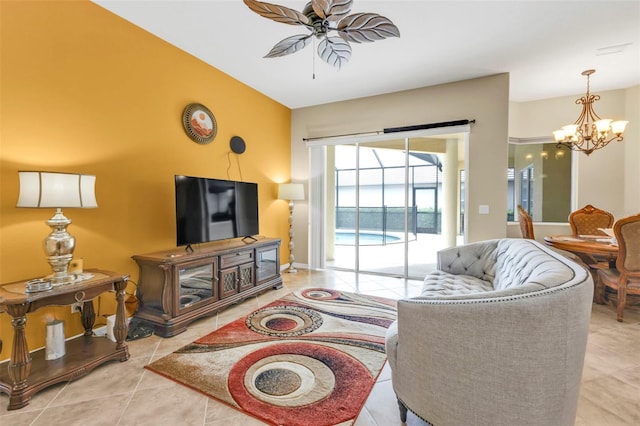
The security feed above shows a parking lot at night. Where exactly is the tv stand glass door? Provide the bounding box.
[177,260,218,313]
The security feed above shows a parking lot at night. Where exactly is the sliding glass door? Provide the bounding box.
[323,136,465,279]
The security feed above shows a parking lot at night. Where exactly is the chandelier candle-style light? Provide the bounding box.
[243,0,399,70]
[553,69,628,156]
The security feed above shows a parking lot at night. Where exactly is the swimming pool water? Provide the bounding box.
[335,231,401,246]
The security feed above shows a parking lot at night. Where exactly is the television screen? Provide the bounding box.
[175,175,259,247]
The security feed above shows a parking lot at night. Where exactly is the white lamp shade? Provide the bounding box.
[278,183,305,201]
[611,120,628,134]
[595,119,612,133]
[561,124,578,140]
[552,130,566,142]
[17,171,97,208]
[79,175,98,207]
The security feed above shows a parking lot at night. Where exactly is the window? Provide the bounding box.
[520,166,534,213]
[508,142,572,223]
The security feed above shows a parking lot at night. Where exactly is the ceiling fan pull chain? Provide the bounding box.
[313,36,316,80]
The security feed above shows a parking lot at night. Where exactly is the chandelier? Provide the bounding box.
[552,69,628,156]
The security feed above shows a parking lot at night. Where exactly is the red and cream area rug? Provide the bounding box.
[145,288,397,426]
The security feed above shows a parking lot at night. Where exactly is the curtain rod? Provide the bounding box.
[384,119,475,134]
[302,119,475,142]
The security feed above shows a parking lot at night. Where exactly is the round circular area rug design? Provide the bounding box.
[301,288,342,300]
[246,305,323,337]
[228,342,371,426]
[244,354,334,405]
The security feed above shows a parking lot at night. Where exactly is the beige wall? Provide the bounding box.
[510,86,638,220]
[290,79,637,258]
[624,85,640,215]
[509,85,638,240]
[291,74,510,265]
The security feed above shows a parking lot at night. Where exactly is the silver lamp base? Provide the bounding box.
[43,208,76,285]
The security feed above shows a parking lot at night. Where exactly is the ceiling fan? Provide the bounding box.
[243,0,400,69]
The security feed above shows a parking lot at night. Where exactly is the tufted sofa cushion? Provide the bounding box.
[437,239,498,282]
[421,238,576,297]
[421,270,494,296]
[493,239,575,290]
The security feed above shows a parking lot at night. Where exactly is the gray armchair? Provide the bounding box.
[385,239,593,426]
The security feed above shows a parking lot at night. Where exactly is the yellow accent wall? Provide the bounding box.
[0,1,291,360]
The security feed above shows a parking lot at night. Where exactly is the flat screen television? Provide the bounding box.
[175,175,259,247]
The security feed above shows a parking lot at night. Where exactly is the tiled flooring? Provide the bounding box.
[1,268,639,425]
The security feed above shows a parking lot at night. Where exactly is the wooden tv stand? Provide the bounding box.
[132,237,282,337]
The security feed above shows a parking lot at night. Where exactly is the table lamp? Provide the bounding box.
[17,171,97,286]
[278,183,305,273]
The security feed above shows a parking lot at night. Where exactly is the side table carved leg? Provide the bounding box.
[113,278,130,359]
[6,303,32,396]
[81,300,96,336]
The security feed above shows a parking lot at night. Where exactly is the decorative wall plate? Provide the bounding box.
[182,103,217,144]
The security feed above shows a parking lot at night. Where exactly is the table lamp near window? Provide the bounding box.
[278,183,305,273]
[16,171,97,287]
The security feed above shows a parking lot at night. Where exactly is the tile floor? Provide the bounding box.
[1,268,639,425]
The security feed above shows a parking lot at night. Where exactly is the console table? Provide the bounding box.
[132,237,282,337]
[0,269,130,410]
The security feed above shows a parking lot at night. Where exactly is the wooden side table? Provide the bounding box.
[0,269,130,410]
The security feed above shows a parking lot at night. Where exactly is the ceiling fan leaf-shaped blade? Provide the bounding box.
[318,37,352,69]
[243,0,310,26]
[338,13,400,43]
[312,0,353,20]
[265,34,313,58]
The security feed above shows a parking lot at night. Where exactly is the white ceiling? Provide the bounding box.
[92,0,640,109]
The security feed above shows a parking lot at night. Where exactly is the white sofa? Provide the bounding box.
[385,238,593,426]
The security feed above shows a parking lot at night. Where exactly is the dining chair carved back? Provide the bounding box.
[596,213,640,322]
[517,205,535,240]
[569,204,614,236]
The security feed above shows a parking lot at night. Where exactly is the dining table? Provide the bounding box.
[543,234,618,268]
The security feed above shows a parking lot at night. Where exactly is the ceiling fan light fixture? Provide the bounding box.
[243,0,399,70]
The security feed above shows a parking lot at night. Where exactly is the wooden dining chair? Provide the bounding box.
[517,205,535,240]
[596,213,640,322]
[569,204,615,269]
[569,204,614,236]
